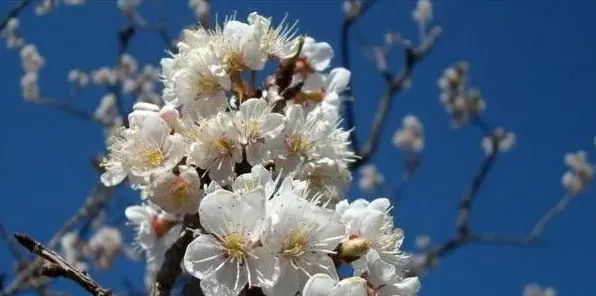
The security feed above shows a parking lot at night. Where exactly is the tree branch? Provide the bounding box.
[150,214,201,296]
[29,97,99,124]
[3,182,117,295]
[351,31,440,168]
[0,0,34,32]
[13,233,112,296]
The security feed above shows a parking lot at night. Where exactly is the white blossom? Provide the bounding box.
[20,72,40,100]
[186,112,243,186]
[149,165,202,214]
[68,69,89,87]
[562,151,593,194]
[260,190,345,296]
[303,274,368,296]
[481,127,516,155]
[20,44,44,73]
[101,114,186,187]
[336,198,409,274]
[87,226,123,269]
[92,67,118,86]
[234,98,284,165]
[392,115,424,153]
[94,93,119,124]
[184,189,275,294]
[358,165,384,192]
[125,204,180,264]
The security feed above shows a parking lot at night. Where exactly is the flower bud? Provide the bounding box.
[338,237,370,262]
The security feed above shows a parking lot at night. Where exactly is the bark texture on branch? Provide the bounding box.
[13,233,112,296]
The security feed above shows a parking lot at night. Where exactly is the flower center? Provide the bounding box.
[224,51,244,75]
[222,233,248,262]
[286,133,310,156]
[197,75,222,97]
[140,149,165,168]
[169,178,192,209]
[282,231,307,257]
[212,136,234,155]
[244,120,261,140]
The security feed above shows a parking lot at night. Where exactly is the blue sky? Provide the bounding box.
[1,0,595,295]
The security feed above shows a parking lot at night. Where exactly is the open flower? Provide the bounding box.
[101,114,186,187]
[184,189,275,294]
[187,112,243,185]
[336,198,409,273]
[234,98,284,165]
[260,191,346,296]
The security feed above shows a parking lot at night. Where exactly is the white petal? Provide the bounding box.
[303,41,333,71]
[329,277,367,296]
[183,235,225,280]
[141,114,170,146]
[125,206,150,224]
[326,68,351,93]
[302,273,336,296]
[198,190,239,236]
[246,142,266,166]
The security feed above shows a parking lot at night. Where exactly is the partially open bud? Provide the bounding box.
[159,104,180,131]
[338,236,370,262]
[151,215,178,239]
[129,102,160,128]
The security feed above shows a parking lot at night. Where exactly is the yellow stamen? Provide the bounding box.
[222,233,247,261]
[212,136,234,155]
[282,231,307,257]
[197,75,222,97]
[169,178,191,209]
[286,134,309,156]
[140,149,165,168]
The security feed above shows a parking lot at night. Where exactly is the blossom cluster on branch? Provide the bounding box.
[95,12,419,296]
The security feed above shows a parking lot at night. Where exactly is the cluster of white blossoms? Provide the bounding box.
[59,226,128,272]
[561,150,594,194]
[96,11,419,295]
[438,62,486,128]
[1,18,25,48]
[392,115,424,154]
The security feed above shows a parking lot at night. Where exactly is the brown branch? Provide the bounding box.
[29,97,99,124]
[13,233,112,296]
[341,0,379,152]
[351,32,440,168]
[150,214,201,296]
[0,0,34,32]
[456,136,499,234]
[3,182,117,295]
[0,219,25,262]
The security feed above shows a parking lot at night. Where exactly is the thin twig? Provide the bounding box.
[456,137,499,234]
[150,214,201,296]
[13,233,112,296]
[351,31,440,168]
[0,219,25,261]
[0,0,34,32]
[30,97,98,123]
[341,0,380,152]
[3,183,117,295]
